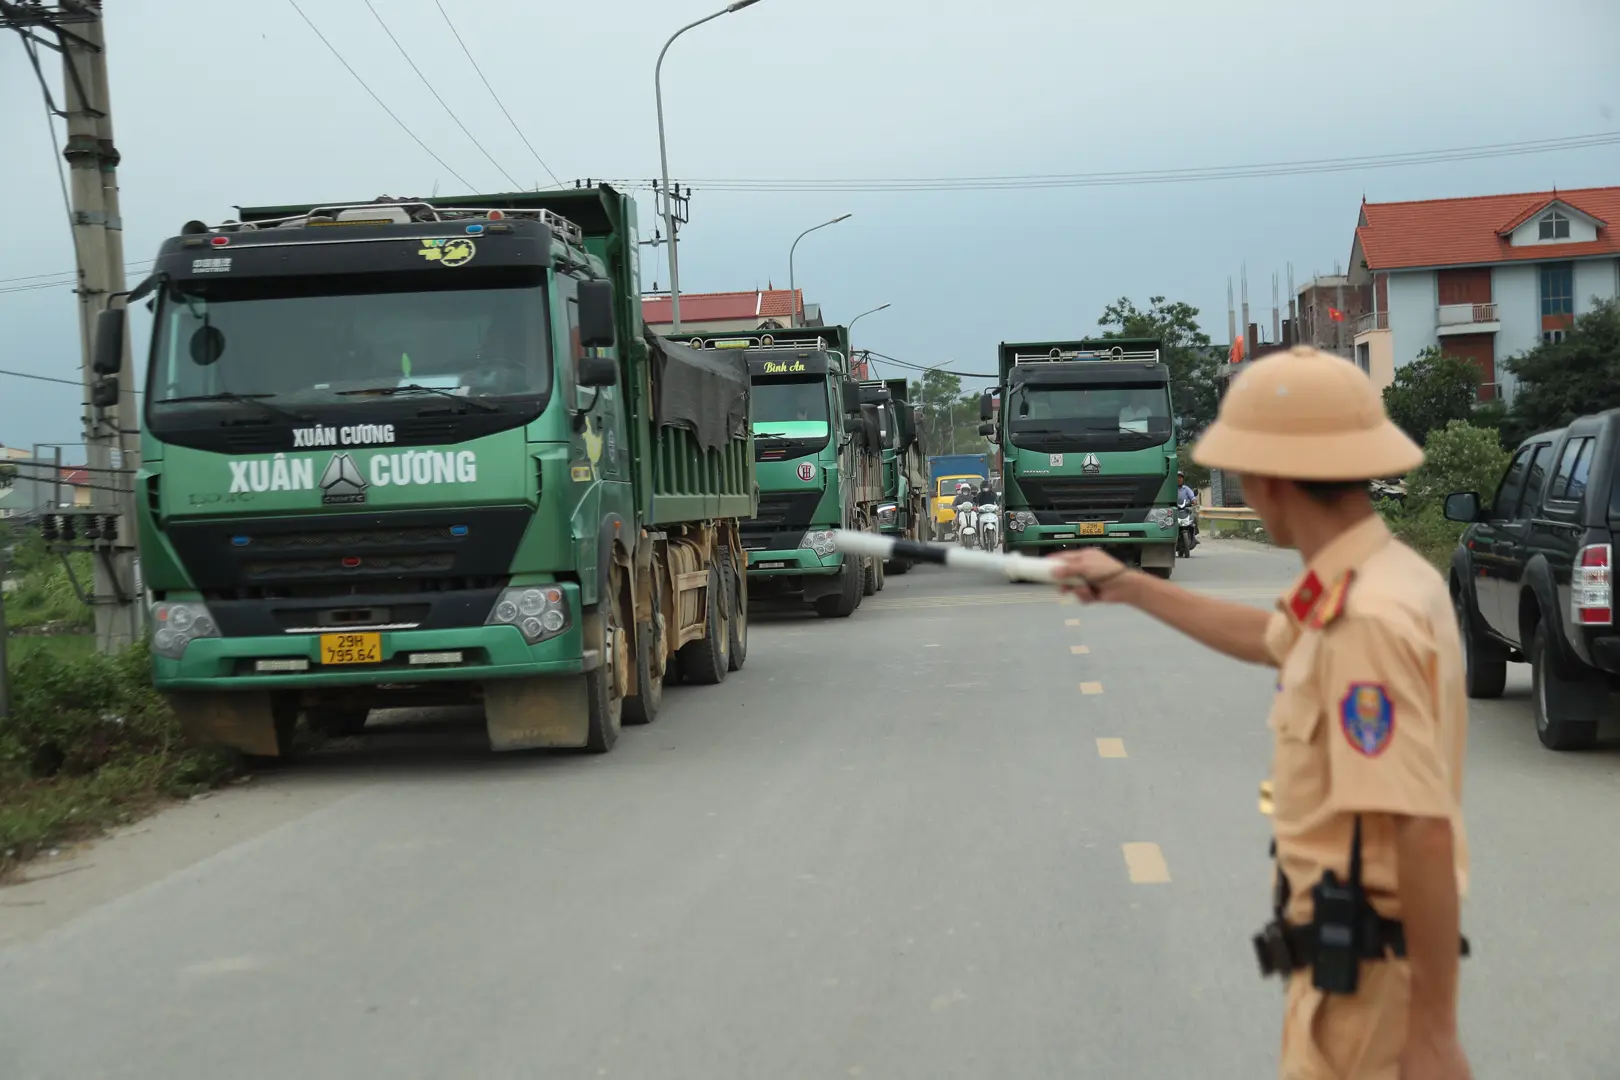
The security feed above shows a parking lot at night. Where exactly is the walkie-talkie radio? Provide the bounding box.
[1310,816,1368,994]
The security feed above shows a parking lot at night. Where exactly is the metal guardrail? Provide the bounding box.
[1198,506,1261,522]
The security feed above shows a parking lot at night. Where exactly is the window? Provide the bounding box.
[1540,262,1573,316]
[1550,436,1595,503]
[1490,446,1533,519]
[1521,443,1552,515]
[1538,211,1570,241]
[1542,329,1567,345]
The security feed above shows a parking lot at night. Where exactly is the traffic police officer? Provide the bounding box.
[1051,346,1472,1079]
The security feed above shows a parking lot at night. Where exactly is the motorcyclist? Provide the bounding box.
[1176,471,1199,547]
[952,482,977,539]
[976,480,997,506]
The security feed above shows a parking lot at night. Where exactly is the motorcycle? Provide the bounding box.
[976,501,1000,551]
[955,503,978,548]
[1176,503,1198,557]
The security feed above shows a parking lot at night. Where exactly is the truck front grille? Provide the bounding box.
[1016,475,1164,522]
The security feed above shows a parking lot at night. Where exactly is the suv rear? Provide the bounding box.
[1445,410,1619,750]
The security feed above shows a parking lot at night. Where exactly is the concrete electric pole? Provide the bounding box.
[4,2,143,651]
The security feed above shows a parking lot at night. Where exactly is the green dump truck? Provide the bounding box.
[982,338,1178,577]
[676,326,884,616]
[101,187,754,758]
[861,378,927,574]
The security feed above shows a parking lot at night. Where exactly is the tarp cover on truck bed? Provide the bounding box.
[646,331,750,452]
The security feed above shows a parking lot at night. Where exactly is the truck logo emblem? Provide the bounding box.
[1081,454,1101,475]
[797,462,816,482]
[319,453,368,505]
[1050,453,1064,467]
[417,237,477,268]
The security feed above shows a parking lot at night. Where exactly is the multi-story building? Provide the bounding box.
[1294,274,1371,358]
[641,288,809,335]
[1349,186,1620,401]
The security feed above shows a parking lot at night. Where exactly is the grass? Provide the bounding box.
[0,641,236,883]
[5,633,96,666]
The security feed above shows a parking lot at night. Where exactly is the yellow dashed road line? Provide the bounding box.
[1064,618,1080,627]
[1069,644,1090,655]
[1122,842,1170,884]
[1096,738,1126,758]
[1079,681,1103,695]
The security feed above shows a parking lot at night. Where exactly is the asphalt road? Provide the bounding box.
[3,539,1619,1078]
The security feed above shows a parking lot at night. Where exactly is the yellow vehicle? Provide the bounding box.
[931,474,986,533]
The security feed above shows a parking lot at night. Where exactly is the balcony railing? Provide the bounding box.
[1354,311,1389,335]
[1437,302,1499,328]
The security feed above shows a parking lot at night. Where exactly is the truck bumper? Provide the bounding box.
[1006,522,1176,552]
[153,622,588,692]
[746,548,843,576]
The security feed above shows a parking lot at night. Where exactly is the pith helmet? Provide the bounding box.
[1192,346,1423,481]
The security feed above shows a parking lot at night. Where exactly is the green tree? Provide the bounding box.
[1383,420,1511,568]
[908,369,986,455]
[1096,296,1220,442]
[1382,346,1483,448]
[1503,297,1620,442]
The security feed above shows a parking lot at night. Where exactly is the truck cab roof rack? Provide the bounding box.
[200,200,587,248]
[1011,345,1162,365]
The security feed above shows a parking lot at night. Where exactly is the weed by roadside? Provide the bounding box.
[1,642,235,882]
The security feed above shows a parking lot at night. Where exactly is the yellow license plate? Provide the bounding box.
[1079,522,1107,536]
[320,632,381,665]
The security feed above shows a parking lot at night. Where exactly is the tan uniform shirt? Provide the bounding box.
[1263,514,1469,924]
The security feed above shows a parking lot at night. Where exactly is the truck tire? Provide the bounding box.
[863,552,885,595]
[244,694,301,768]
[885,558,911,576]
[1530,624,1600,751]
[1145,564,1173,580]
[1454,587,1506,699]
[726,551,748,672]
[584,565,627,753]
[815,560,862,618]
[678,563,730,685]
[622,620,663,725]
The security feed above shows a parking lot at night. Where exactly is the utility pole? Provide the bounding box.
[4,2,142,651]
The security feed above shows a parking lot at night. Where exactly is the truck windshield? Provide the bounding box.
[751,378,829,426]
[1005,383,1172,450]
[147,269,551,411]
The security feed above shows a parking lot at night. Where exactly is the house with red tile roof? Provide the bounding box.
[641,288,818,335]
[1348,185,1620,402]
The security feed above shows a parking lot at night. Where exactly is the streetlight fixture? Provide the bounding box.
[848,303,891,334]
[788,213,851,327]
[655,0,768,333]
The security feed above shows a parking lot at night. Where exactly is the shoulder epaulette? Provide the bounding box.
[1309,570,1355,630]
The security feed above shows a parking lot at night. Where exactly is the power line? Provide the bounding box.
[286,0,474,191]
[432,0,563,190]
[0,260,153,287]
[864,350,994,379]
[361,0,519,191]
[0,367,143,394]
[591,131,1620,193]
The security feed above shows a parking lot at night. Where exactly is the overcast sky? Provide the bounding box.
[2,0,1617,455]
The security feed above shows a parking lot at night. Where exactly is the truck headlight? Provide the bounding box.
[875,503,898,527]
[1008,511,1038,533]
[800,529,838,557]
[486,585,571,644]
[150,601,220,659]
[1146,507,1176,530]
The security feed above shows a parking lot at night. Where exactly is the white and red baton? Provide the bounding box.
[831,531,1066,584]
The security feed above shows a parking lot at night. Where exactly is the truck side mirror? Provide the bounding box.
[979,389,994,421]
[1443,491,1482,523]
[841,378,862,416]
[977,421,996,437]
[860,404,881,449]
[91,376,120,409]
[578,280,617,349]
[896,406,916,447]
[578,354,619,388]
[93,307,126,375]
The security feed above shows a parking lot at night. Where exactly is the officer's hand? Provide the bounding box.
[1399,1031,1472,1080]
[1047,549,1132,603]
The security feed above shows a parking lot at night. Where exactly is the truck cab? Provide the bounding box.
[985,339,1178,577]
[679,327,884,617]
[861,379,926,573]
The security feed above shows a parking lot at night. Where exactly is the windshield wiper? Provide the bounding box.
[336,384,502,414]
[753,431,789,439]
[158,392,313,423]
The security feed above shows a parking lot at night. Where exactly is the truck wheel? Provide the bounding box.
[678,564,730,685]
[726,552,748,672]
[584,566,627,753]
[622,620,663,725]
[306,708,369,739]
[885,558,911,576]
[1454,587,1506,699]
[244,694,301,768]
[1530,624,1600,751]
[1145,564,1173,580]
[863,553,884,595]
[815,560,862,618]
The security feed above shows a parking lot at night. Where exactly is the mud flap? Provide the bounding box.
[166,692,283,758]
[483,676,590,751]
[1139,544,1176,570]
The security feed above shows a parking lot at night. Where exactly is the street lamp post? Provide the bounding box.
[655,0,766,334]
[787,213,851,327]
[848,303,891,335]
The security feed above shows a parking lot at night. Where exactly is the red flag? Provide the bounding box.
[1328,307,1345,322]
